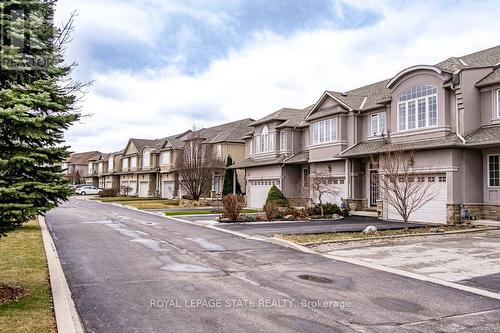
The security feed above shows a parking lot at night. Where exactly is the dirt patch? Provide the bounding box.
[0,284,29,305]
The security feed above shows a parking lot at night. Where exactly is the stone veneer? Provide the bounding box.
[447,203,500,224]
[346,198,368,211]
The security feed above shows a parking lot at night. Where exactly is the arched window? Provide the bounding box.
[261,125,269,152]
[143,150,150,169]
[398,85,437,131]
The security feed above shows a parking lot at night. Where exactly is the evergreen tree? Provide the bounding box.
[222,155,241,196]
[0,1,81,238]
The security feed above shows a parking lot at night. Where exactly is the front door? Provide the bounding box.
[370,171,379,207]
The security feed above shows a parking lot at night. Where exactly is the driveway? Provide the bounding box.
[45,198,500,332]
[208,216,422,236]
[313,230,500,293]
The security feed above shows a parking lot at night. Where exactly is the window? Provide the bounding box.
[257,126,273,153]
[280,131,286,151]
[497,90,500,118]
[122,158,129,171]
[130,157,137,169]
[143,150,150,169]
[398,85,438,131]
[161,151,171,165]
[98,163,103,174]
[438,176,446,183]
[216,144,222,159]
[88,162,93,173]
[489,155,500,187]
[249,139,253,155]
[312,118,337,145]
[108,157,114,172]
[370,112,386,136]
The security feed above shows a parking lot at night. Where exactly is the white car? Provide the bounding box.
[75,185,102,195]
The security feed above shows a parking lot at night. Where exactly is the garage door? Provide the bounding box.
[388,174,447,223]
[247,179,280,209]
[162,181,175,199]
[315,178,347,206]
[139,181,149,198]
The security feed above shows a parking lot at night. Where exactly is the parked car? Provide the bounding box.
[75,185,102,195]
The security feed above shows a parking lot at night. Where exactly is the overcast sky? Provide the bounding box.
[55,0,500,153]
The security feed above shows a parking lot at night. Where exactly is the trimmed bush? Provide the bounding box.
[263,202,279,220]
[221,194,246,221]
[265,185,289,207]
[98,188,119,197]
[307,203,348,217]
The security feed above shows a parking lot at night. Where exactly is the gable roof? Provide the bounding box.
[310,45,500,115]
[66,151,102,164]
[129,138,160,152]
[183,118,254,144]
[476,66,500,88]
[157,130,192,150]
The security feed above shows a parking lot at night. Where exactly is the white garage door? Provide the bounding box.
[139,181,149,198]
[247,179,280,209]
[162,181,175,199]
[316,178,347,206]
[388,174,447,223]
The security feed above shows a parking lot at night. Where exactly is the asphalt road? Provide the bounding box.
[45,198,500,333]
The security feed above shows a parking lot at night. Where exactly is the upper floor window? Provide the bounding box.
[257,126,273,153]
[280,131,286,151]
[161,151,171,165]
[249,139,253,155]
[489,155,500,187]
[122,158,129,170]
[371,112,386,136]
[398,85,437,131]
[497,89,500,118]
[88,162,93,173]
[130,156,137,169]
[312,118,337,145]
[216,144,222,159]
[97,163,103,174]
[108,157,114,172]
[143,150,150,168]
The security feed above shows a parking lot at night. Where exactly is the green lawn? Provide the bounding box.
[165,209,259,216]
[280,224,477,245]
[0,221,56,333]
[92,197,180,209]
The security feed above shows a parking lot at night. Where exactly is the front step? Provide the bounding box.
[472,219,500,227]
[351,210,379,218]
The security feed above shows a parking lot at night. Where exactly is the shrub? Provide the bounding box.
[307,203,348,217]
[221,194,246,221]
[263,202,279,220]
[99,188,119,197]
[182,194,194,200]
[265,185,289,207]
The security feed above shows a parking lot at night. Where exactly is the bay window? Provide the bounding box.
[497,89,500,118]
[122,158,129,171]
[489,155,500,187]
[370,112,386,136]
[143,150,150,169]
[161,151,171,165]
[108,157,114,172]
[216,144,222,160]
[312,118,337,145]
[280,131,286,151]
[398,85,437,131]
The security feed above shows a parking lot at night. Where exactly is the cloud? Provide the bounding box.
[57,0,500,152]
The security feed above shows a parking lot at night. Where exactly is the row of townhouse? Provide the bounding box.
[84,119,253,198]
[228,45,500,224]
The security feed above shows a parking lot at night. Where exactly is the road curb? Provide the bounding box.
[39,216,85,333]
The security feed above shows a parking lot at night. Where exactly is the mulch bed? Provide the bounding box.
[0,284,29,305]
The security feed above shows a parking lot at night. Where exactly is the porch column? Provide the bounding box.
[345,158,350,199]
[233,169,237,194]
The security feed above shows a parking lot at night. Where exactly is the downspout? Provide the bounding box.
[451,82,466,144]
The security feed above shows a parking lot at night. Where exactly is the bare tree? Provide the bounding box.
[175,138,224,201]
[299,171,341,216]
[376,149,438,228]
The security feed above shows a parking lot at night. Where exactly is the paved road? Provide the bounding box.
[45,198,500,332]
